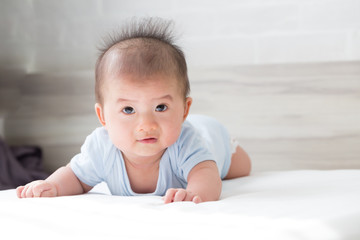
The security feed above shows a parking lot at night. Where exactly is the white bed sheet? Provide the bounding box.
[1,170,360,240]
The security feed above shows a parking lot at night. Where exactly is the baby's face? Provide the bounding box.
[98,74,191,164]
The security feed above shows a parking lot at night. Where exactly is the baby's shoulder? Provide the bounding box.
[173,120,207,152]
[80,127,118,170]
[87,127,111,143]
[82,127,114,154]
[92,126,109,138]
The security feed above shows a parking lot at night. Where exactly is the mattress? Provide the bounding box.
[1,170,359,240]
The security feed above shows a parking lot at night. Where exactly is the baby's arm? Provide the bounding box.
[16,164,92,198]
[163,160,221,204]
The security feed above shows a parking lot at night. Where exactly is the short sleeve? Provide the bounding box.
[175,122,215,182]
[70,128,109,187]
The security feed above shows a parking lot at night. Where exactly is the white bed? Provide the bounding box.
[1,170,359,240]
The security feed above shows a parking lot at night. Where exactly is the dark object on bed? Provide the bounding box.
[0,137,49,190]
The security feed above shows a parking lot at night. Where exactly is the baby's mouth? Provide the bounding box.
[137,138,157,144]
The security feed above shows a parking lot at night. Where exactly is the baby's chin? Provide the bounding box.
[121,146,167,161]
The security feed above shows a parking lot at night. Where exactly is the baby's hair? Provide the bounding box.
[95,17,190,104]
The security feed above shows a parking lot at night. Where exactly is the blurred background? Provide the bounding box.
[1,0,359,175]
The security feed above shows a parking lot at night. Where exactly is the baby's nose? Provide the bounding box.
[137,114,158,132]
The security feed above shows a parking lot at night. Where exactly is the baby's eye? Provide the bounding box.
[122,106,135,114]
[155,104,168,112]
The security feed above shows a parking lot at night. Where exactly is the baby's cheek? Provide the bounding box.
[164,127,182,147]
[107,126,129,149]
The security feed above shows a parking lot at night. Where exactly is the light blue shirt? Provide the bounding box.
[70,115,231,196]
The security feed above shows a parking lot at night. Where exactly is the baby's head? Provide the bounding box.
[95,17,190,105]
[94,18,192,159]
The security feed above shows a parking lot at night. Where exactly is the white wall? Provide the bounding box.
[0,0,359,72]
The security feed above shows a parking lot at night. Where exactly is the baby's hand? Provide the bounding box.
[163,188,202,204]
[16,180,58,198]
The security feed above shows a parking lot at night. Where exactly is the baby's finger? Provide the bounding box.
[33,182,56,197]
[173,189,187,202]
[16,186,25,198]
[21,184,30,198]
[192,196,202,204]
[33,183,46,197]
[163,188,177,204]
[25,185,34,198]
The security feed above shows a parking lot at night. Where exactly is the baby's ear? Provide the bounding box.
[95,103,106,126]
[183,97,192,121]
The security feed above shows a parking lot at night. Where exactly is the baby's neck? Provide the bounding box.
[122,152,163,171]
[123,153,163,194]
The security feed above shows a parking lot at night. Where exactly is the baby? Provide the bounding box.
[16,18,251,203]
